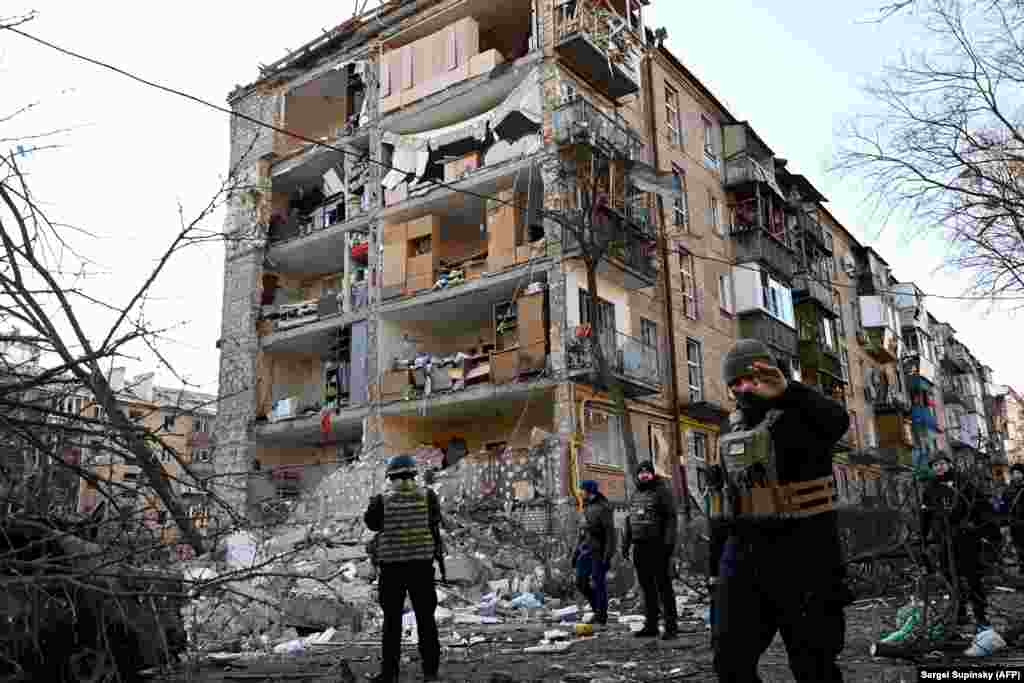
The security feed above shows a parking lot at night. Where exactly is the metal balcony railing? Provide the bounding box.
[793,274,838,316]
[553,0,641,83]
[552,97,646,162]
[562,225,657,284]
[724,155,784,198]
[566,328,663,390]
[802,216,832,254]
[730,225,795,281]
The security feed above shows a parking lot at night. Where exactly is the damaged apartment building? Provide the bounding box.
[217,0,674,528]
[216,0,1009,532]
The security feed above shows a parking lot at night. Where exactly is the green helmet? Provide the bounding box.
[386,454,417,478]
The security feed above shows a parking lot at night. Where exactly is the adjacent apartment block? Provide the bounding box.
[75,369,215,557]
[216,0,1016,527]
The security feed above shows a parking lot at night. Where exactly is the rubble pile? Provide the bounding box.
[181,521,381,652]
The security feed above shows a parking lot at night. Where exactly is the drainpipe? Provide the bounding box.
[643,46,690,522]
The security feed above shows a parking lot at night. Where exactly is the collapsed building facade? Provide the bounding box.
[214,0,1015,545]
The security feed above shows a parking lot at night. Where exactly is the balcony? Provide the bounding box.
[863,326,899,364]
[553,0,641,99]
[267,212,373,274]
[793,274,838,317]
[730,226,796,282]
[872,387,912,416]
[260,305,368,355]
[562,219,657,291]
[942,379,973,407]
[565,328,663,398]
[799,340,842,379]
[723,155,784,199]
[942,343,972,374]
[552,97,645,162]
[801,216,833,255]
[738,311,799,359]
[902,354,937,387]
[254,407,367,448]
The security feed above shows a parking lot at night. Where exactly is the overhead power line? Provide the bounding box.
[5,25,1023,306]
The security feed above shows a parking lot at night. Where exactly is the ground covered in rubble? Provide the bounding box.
[160,513,1024,682]
[153,583,1024,682]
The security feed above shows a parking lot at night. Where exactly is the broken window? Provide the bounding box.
[583,407,623,468]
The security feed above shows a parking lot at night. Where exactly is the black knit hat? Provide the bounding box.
[722,339,777,386]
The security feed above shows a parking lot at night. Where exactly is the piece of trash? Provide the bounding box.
[272,639,305,655]
[553,605,579,621]
[622,662,638,669]
[524,640,573,653]
[965,628,1006,657]
[995,586,1015,593]
[575,623,593,637]
[544,629,570,641]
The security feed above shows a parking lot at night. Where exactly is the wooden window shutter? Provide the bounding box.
[401,46,414,90]
[381,53,392,96]
[446,27,459,70]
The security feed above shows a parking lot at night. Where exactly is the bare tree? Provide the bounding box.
[544,104,664,492]
[835,0,1024,305]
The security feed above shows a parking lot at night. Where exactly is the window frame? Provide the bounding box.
[686,337,704,403]
[583,405,625,469]
[701,114,717,163]
[680,250,697,319]
[688,430,708,463]
[717,272,734,315]
[709,192,722,236]
[671,165,688,229]
[665,84,682,147]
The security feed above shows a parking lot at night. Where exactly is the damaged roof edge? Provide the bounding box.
[227,0,422,104]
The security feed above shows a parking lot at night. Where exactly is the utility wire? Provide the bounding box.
[7,25,1024,305]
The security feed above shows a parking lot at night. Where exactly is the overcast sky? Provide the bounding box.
[3,1,1020,392]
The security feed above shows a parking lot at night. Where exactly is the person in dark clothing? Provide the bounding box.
[921,455,995,631]
[707,339,851,683]
[1002,464,1024,565]
[364,455,443,683]
[573,480,616,625]
[622,460,678,639]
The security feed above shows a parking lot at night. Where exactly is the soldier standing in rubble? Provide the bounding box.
[622,460,679,639]
[921,455,996,631]
[1001,463,1024,567]
[364,454,442,683]
[708,340,851,683]
[573,480,615,625]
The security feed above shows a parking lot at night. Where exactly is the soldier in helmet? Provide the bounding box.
[364,454,443,683]
[707,339,851,682]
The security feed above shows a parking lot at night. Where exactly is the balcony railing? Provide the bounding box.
[793,274,838,317]
[730,226,796,281]
[873,387,911,415]
[801,216,833,254]
[562,222,657,289]
[566,328,662,395]
[723,155,785,198]
[738,311,799,358]
[864,326,899,364]
[553,0,641,98]
[799,340,842,378]
[553,97,645,162]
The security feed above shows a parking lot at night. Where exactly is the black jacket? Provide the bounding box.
[623,477,677,549]
[1002,483,1024,528]
[578,492,617,562]
[708,381,850,578]
[921,475,996,544]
